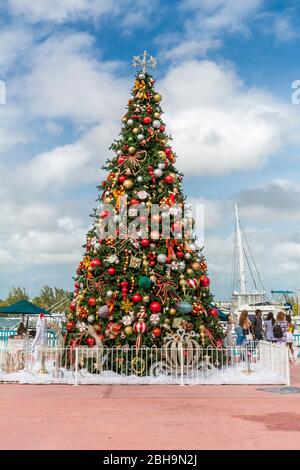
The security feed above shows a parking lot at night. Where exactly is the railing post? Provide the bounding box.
[286,345,290,386]
[74,348,79,387]
[180,346,184,387]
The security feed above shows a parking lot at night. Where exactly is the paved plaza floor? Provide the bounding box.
[0,365,299,450]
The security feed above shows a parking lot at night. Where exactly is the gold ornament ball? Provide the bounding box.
[179,279,186,286]
[169,172,177,181]
[122,116,128,123]
[169,308,176,316]
[143,295,150,303]
[186,268,194,275]
[104,196,112,204]
[123,179,134,190]
[154,112,160,119]
[154,93,162,103]
[132,127,139,134]
[192,262,201,271]
[158,150,166,160]
[128,146,136,154]
[124,326,133,336]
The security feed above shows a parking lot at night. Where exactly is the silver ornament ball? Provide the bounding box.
[154,168,163,178]
[152,120,161,129]
[127,119,134,126]
[157,254,167,264]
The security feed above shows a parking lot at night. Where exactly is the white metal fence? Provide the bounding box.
[0,341,289,386]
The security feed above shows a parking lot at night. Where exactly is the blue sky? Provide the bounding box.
[0,0,300,300]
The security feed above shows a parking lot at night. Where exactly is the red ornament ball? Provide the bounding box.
[120,280,129,288]
[130,199,140,206]
[107,267,116,275]
[146,106,153,114]
[100,210,109,219]
[69,302,76,312]
[66,321,75,331]
[150,301,162,313]
[165,147,172,156]
[187,278,198,289]
[132,293,142,303]
[139,215,148,224]
[141,239,150,247]
[176,251,184,258]
[90,258,101,269]
[88,297,97,307]
[202,276,210,287]
[164,175,174,185]
[143,116,152,125]
[117,156,126,165]
[153,327,161,337]
[210,307,218,318]
[87,337,95,348]
[119,175,126,183]
[159,125,165,133]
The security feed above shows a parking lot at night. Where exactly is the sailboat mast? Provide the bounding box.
[235,204,246,294]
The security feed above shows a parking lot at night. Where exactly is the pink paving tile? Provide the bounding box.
[0,365,300,450]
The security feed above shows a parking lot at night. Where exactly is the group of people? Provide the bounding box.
[232,309,297,363]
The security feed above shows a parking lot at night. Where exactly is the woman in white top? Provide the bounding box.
[264,312,275,342]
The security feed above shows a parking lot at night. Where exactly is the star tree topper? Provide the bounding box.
[132,51,156,73]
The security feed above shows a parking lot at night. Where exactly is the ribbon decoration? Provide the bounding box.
[112,188,125,209]
[154,272,179,303]
[160,196,176,206]
[166,239,177,259]
[203,327,218,348]
[133,79,147,100]
[107,298,115,321]
[119,150,147,175]
[83,256,91,269]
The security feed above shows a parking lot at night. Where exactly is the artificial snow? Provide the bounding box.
[0,358,287,385]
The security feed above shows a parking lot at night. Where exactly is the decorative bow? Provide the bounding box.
[134,79,147,100]
[112,188,125,209]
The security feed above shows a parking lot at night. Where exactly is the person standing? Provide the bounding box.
[225,314,235,347]
[286,314,296,362]
[251,309,264,342]
[239,310,252,341]
[264,312,275,342]
[273,311,288,344]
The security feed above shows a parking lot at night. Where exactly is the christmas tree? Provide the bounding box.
[65,52,225,351]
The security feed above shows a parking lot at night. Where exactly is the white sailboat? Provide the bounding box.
[230,204,287,319]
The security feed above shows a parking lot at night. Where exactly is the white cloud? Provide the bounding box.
[256,10,298,42]
[0,26,33,73]
[15,32,129,125]
[16,121,117,191]
[7,0,119,23]
[160,0,263,60]
[159,60,298,175]
[234,179,300,224]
